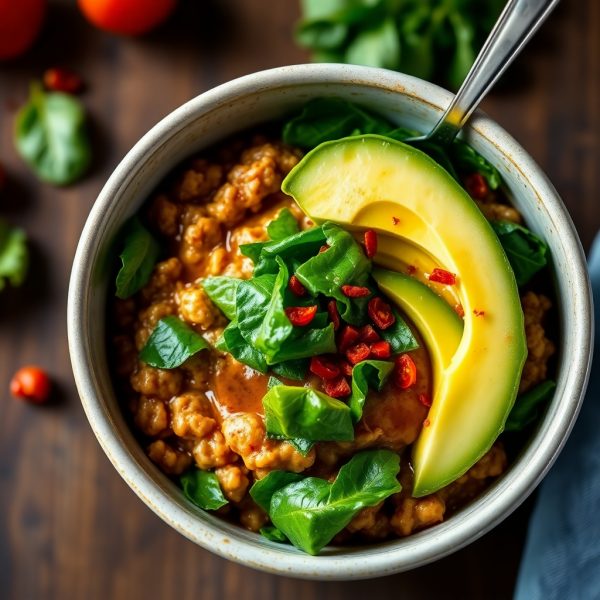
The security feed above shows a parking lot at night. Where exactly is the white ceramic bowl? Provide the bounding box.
[67,64,593,580]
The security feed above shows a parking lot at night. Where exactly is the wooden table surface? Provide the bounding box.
[0,1,597,598]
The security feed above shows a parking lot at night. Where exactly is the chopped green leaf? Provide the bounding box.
[215,321,269,374]
[0,220,28,291]
[267,208,301,241]
[348,360,395,422]
[180,469,228,511]
[271,358,309,380]
[379,308,419,354]
[505,380,556,432]
[250,469,306,512]
[140,315,210,369]
[269,323,337,365]
[201,276,241,321]
[451,139,501,190]
[260,526,290,543]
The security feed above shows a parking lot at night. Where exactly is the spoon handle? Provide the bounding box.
[429,0,560,146]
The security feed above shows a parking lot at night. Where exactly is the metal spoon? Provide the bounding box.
[404,0,561,174]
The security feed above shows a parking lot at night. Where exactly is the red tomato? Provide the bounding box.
[0,0,46,60]
[78,0,178,35]
[10,366,51,403]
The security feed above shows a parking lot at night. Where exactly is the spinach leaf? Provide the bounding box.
[348,360,395,422]
[180,469,228,511]
[263,384,354,442]
[215,321,269,374]
[272,358,309,381]
[140,315,210,369]
[15,82,91,186]
[385,126,421,142]
[267,208,301,241]
[269,323,337,364]
[451,139,501,190]
[115,217,160,299]
[270,449,402,555]
[344,17,401,70]
[236,273,278,345]
[490,221,548,286]
[250,469,306,512]
[379,308,419,354]
[260,526,290,543]
[201,276,240,321]
[0,220,28,291]
[505,380,556,432]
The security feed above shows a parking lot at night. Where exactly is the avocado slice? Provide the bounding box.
[282,135,527,496]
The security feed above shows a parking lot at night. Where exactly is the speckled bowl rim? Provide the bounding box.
[68,64,593,580]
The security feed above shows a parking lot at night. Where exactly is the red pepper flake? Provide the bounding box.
[455,303,465,318]
[423,419,431,427]
[359,325,380,343]
[368,298,395,330]
[44,68,83,94]
[338,325,360,353]
[473,309,485,317]
[319,245,329,254]
[323,374,351,398]
[392,217,400,226]
[337,359,354,377]
[429,268,456,285]
[285,305,317,326]
[396,354,417,389]
[310,356,340,379]
[306,219,314,226]
[364,230,377,258]
[418,393,432,407]
[341,285,371,298]
[327,300,341,331]
[407,265,416,275]
[370,341,391,359]
[288,275,307,297]
[346,343,370,365]
[464,173,488,200]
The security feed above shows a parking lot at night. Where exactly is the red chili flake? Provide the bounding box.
[341,285,371,298]
[370,341,391,359]
[359,325,380,343]
[338,325,360,353]
[368,298,395,330]
[306,219,314,226]
[392,217,400,226]
[473,309,485,317]
[429,268,456,285]
[464,173,488,200]
[288,275,307,297]
[327,300,341,331]
[285,305,317,326]
[418,393,432,407]
[310,356,340,379]
[338,359,354,377]
[323,374,351,398]
[396,354,417,389]
[319,245,329,254]
[44,68,83,94]
[407,265,416,275]
[455,303,465,318]
[364,230,377,258]
[346,343,371,365]
[423,419,431,427]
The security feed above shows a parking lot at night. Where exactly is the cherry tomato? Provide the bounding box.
[10,366,51,403]
[0,0,46,61]
[78,0,178,36]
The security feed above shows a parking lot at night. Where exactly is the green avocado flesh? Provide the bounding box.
[282,135,527,497]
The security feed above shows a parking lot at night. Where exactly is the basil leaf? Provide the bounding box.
[270,323,337,364]
[344,17,401,70]
[180,469,228,511]
[348,360,395,422]
[379,308,419,354]
[270,449,402,555]
[490,221,548,286]
[201,276,240,321]
[260,526,290,543]
[15,82,91,186]
[271,358,309,380]
[0,220,28,291]
[451,139,501,190]
[215,321,269,374]
[140,315,210,369]
[505,380,556,432]
[250,469,306,512]
[263,384,354,442]
[267,208,301,241]
[115,217,161,299]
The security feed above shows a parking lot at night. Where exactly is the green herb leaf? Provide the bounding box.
[270,449,401,555]
[490,221,548,286]
[180,469,228,511]
[201,276,240,321]
[15,82,91,186]
[250,469,306,512]
[271,358,309,380]
[263,384,354,442]
[270,323,337,364]
[505,380,556,432]
[267,208,301,241]
[344,17,401,70]
[0,220,28,291]
[260,526,290,543]
[451,139,501,190]
[215,321,269,374]
[348,360,395,422]
[379,308,419,354]
[140,315,210,369]
[115,217,161,299]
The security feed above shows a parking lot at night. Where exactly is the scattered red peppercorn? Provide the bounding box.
[10,366,51,403]
[337,359,354,377]
[341,285,371,298]
[44,68,83,94]
[288,275,307,297]
[429,268,456,285]
[418,393,432,407]
[464,173,488,199]
[370,340,391,359]
[310,356,340,379]
[338,325,360,353]
[359,324,380,344]
[368,297,395,330]
[396,354,417,389]
[473,309,485,317]
[323,374,351,398]
[407,265,416,275]
[319,245,329,254]
[327,299,341,331]
[455,303,465,318]
[285,305,317,327]
[423,419,431,427]
[346,342,370,365]
[392,217,400,225]
[364,229,377,258]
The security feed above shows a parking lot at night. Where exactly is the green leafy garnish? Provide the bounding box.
[490,221,548,286]
[15,82,92,186]
[451,139,501,190]
[201,276,241,321]
[250,469,306,512]
[140,315,210,369]
[270,449,402,555]
[348,360,395,422]
[115,217,160,299]
[0,220,28,291]
[267,208,301,240]
[505,380,556,432]
[259,526,290,543]
[379,308,419,354]
[215,321,269,373]
[180,469,228,511]
[271,358,309,381]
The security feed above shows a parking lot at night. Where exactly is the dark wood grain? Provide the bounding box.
[0,1,597,598]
